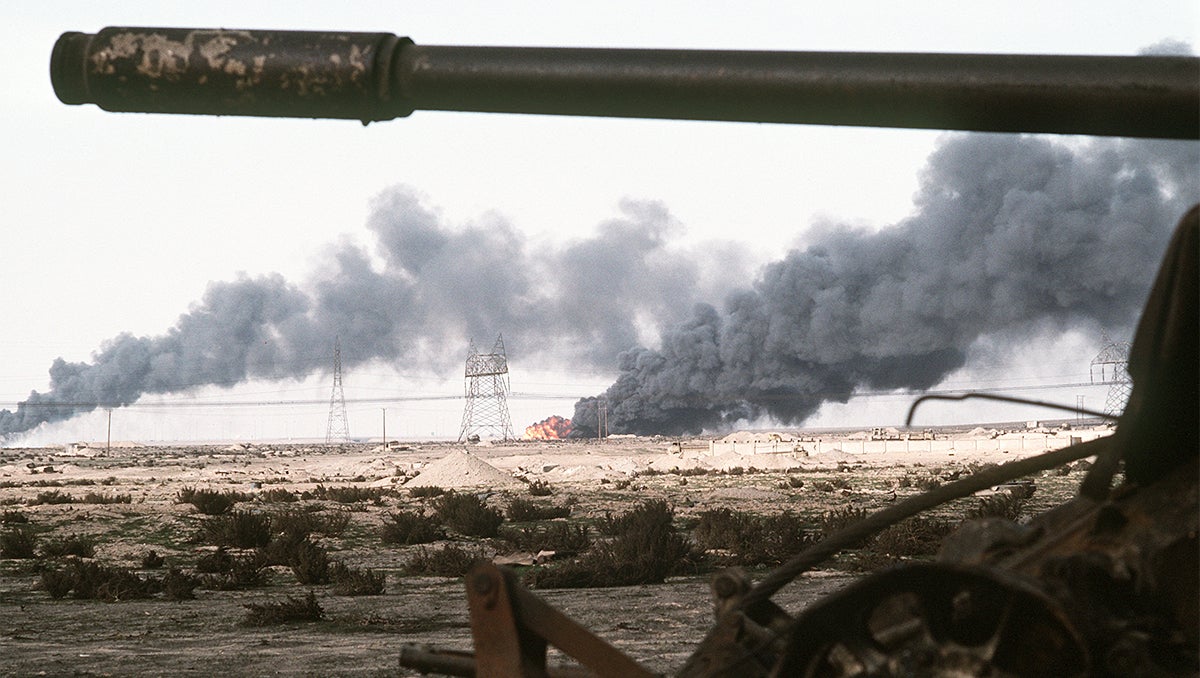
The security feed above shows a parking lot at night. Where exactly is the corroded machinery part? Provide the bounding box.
[52,27,1199,138]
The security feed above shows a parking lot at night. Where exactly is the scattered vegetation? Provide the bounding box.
[966,492,1027,522]
[205,510,273,549]
[257,488,298,503]
[330,562,386,596]
[526,479,554,496]
[141,550,165,569]
[177,487,248,515]
[694,508,818,566]
[529,500,689,589]
[288,538,332,585]
[81,492,132,504]
[1,525,38,559]
[434,492,504,538]
[271,507,351,538]
[161,567,199,600]
[408,486,445,499]
[44,560,158,601]
[242,591,324,626]
[1,510,30,524]
[403,544,487,577]
[307,485,393,505]
[502,522,591,555]
[380,511,444,546]
[30,490,74,505]
[505,498,570,522]
[40,533,97,559]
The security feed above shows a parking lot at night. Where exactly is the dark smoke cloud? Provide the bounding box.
[1,191,741,439]
[572,135,1200,436]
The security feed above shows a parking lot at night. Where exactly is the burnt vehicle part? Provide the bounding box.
[50,28,1199,677]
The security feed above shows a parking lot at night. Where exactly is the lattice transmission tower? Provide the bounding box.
[458,335,514,442]
[325,337,350,443]
[1090,331,1132,418]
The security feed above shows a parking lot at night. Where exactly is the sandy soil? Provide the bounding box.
[0,429,1098,676]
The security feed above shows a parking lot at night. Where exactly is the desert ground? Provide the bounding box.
[0,425,1104,676]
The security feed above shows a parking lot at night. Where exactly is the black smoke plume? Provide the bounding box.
[0,193,742,439]
[572,134,1199,436]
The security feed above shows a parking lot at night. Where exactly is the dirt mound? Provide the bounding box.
[405,449,524,490]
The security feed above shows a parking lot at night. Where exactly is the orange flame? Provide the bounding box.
[524,415,573,440]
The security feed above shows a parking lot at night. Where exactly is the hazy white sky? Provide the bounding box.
[1,2,1196,444]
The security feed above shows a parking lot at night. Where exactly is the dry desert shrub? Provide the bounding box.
[271,507,350,538]
[408,486,445,499]
[403,544,487,577]
[526,479,554,496]
[257,488,298,503]
[380,511,444,546]
[434,491,504,538]
[1,510,30,524]
[870,516,956,560]
[30,490,74,505]
[204,510,272,549]
[242,591,324,626]
[966,492,1027,522]
[501,522,591,554]
[288,538,332,585]
[505,498,570,522]
[177,487,247,515]
[161,567,199,601]
[308,484,393,505]
[0,525,38,559]
[40,533,96,559]
[81,491,132,504]
[59,560,158,601]
[694,509,819,567]
[329,562,386,596]
[141,550,165,569]
[818,506,871,538]
[528,500,689,589]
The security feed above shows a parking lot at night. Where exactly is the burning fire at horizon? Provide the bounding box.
[524,415,573,440]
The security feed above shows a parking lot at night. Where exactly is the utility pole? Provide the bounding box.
[105,408,112,454]
[325,337,350,443]
[381,408,387,450]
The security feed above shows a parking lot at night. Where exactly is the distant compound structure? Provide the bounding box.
[1090,331,1132,418]
[458,335,514,442]
[325,337,350,443]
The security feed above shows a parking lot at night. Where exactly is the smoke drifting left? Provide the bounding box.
[0,191,741,440]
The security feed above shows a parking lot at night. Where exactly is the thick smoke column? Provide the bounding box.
[0,193,739,439]
[573,135,1200,435]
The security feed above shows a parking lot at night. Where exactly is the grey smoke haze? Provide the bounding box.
[572,134,1199,436]
[0,193,740,438]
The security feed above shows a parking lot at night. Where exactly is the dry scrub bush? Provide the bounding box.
[81,492,132,504]
[162,567,199,600]
[434,492,504,538]
[527,479,554,496]
[271,507,350,538]
[1,510,30,524]
[966,492,1026,522]
[177,487,247,515]
[242,591,324,626]
[408,486,445,499]
[257,488,297,503]
[1,526,37,559]
[40,533,96,559]
[204,510,272,549]
[309,484,393,504]
[380,511,444,546]
[502,522,592,555]
[869,516,956,560]
[506,498,570,522]
[30,490,74,505]
[529,500,689,589]
[288,539,332,585]
[818,507,871,537]
[694,509,819,567]
[49,560,158,601]
[403,544,486,577]
[141,550,165,569]
[329,562,386,596]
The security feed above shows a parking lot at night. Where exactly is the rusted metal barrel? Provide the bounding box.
[51,27,1199,138]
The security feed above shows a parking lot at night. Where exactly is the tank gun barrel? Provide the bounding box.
[51,27,1199,138]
